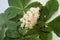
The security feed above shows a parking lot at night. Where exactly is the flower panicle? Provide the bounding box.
[20,7,40,29]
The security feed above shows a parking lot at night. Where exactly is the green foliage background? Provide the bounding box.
[0,0,59,40]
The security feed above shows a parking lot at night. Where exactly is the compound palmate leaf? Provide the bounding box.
[48,16,60,37]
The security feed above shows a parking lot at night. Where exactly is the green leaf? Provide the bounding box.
[24,29,41,40]
[19,28,28,35]
[26,1,42,8]
[40,6,49,22]
[35,6,49,29]
[6,21,18,30]
[4,37,10,40]
[25,34,41,40]
[39,32,52,40]
[0,25,7,40]
[48,16,60,37]
[20,0,30,8]
[0,13,18,30]
[25,2,42,11]
[4,36,19,40]
[6,30,19,38]
[25,29,38,36]
[29,38,41,40]
[8,0,42,13]
[29,34,40,39]
[40,26,52,32]
[5,7,21,19]
[36,6,52,30]
[0,13,13,40]
[0,13,19,40]
[0,13,8,25]
[8,0,23,8]
[45,0,59,19]
[8,0,30,9]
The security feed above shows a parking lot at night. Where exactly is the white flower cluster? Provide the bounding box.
[20,7,40,29]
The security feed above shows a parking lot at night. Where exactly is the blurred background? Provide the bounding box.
[0,0,60,40]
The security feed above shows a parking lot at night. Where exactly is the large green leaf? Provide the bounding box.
[5,7,21,19]
[8,0,42,12]
[0,13,19,40]
[0,13,9,40]
[8,0,30,9]
[0,13,18,30]
[48,16,60,37]
[45,0,59,19]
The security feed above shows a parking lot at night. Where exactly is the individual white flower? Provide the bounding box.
[20,7,40,29]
